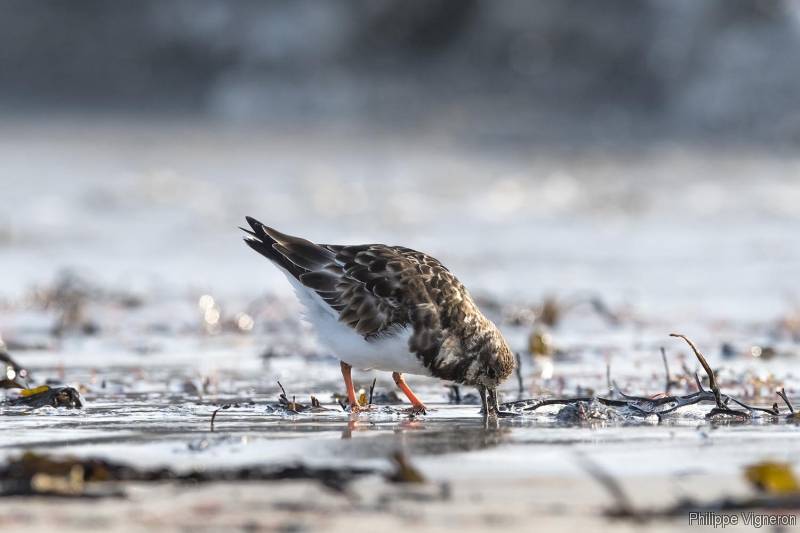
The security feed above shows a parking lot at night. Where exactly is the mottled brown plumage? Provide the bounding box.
[242,216,514,414]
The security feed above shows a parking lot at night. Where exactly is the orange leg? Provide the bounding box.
[340,361,359,408]
[392,372,427,414]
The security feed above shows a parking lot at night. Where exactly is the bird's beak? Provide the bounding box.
[479,386,501,416]
[488,387,500,414]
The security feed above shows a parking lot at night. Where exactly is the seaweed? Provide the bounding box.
[273,381,337,414]
[387,452,425,484]
[503,334,796,421]
[4,385,83,409]
[0,452,378,497]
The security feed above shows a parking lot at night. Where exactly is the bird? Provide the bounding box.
[241,216,515,415]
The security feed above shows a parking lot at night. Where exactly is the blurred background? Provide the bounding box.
[2,5,800,528]
[1,0,799,325]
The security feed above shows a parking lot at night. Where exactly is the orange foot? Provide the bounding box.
[347,403,378,413]
[404,403,429,415]
[393,372,429,415]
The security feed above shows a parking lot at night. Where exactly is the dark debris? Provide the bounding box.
[4,386,83,409]
[0,452,378,497]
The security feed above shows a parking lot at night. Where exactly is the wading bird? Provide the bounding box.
[241,217,514,415]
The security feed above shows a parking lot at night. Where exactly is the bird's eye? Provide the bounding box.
[487,367,497,378]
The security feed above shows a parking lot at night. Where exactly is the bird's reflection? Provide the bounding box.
[339,416,512,455]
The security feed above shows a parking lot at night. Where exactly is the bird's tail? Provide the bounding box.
[240,216,334,281]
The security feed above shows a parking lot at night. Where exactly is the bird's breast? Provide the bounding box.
[314,320,430,376]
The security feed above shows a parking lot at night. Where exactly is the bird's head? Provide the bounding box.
[475,338,515,389]
[465,327,515,415]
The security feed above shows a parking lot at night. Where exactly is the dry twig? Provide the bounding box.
[505,334,792,421]
[670,333,724,408]
[777,388,794,413]
[369,378,376,406]
[210,404,231,432]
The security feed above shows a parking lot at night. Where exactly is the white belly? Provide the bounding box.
[280,269,430,376]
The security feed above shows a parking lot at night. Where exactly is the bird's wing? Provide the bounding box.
[325,244,482,369]
[242,218,477,357]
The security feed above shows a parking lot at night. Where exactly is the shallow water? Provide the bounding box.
[2,333,798,480]
[1,121,800,530]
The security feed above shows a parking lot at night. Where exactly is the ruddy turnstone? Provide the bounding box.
[241,217,514,415]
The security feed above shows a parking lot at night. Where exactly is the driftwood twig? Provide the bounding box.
[211,404,231,432]
[670,333,724,409]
